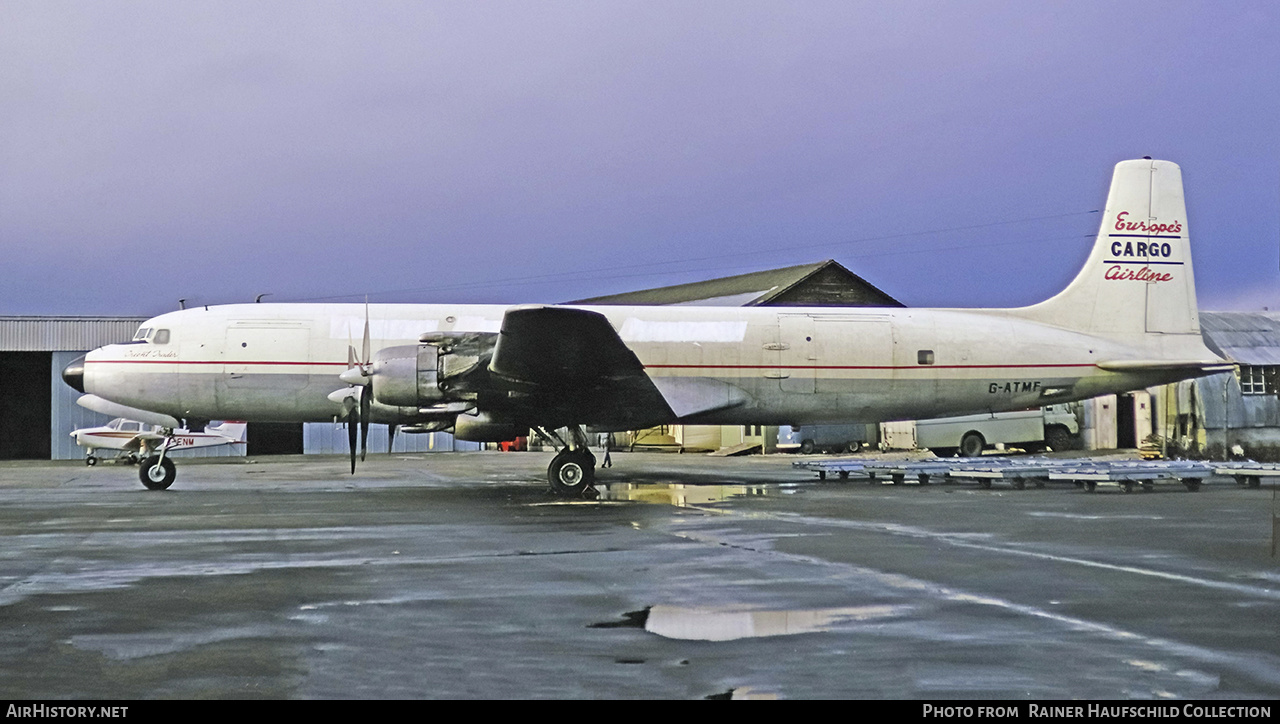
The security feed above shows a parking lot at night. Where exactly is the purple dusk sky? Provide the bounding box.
[2,1,1278,317]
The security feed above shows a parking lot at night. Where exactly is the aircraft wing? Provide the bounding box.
[488,306,675,428]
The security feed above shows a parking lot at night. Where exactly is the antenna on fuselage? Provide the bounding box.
[178,299,186,309]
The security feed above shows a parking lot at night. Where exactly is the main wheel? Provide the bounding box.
[138,456,176,490]
[548,450,594,496]
[959,432,985,458]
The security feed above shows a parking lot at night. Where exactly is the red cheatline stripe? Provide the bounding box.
[646,363,1096,370]
[91,360,1097,371]
[88,360,347,366]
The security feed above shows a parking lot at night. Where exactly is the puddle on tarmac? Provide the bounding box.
[592,603,908,641]
[596,483,771,507]
[705,687,779,700]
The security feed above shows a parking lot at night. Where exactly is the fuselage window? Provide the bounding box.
[918,350,935,365]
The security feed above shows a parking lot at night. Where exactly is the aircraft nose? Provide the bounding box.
[62,356,86,393]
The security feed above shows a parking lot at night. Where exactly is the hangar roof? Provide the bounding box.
[1200,312,1280,365]
[0,316,146,351]
[573,260,904,308]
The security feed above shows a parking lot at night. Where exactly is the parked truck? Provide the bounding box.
[881,404,1082,457]
[778,423,877,455]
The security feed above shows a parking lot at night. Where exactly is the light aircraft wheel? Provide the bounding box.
[139,456,176,491]
[85,456,96,467]
[127,453,139,465]
[960,432,985,458]
[548,450,594,496]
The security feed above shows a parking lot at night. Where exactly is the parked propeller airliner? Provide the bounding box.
[63,159,1232,492]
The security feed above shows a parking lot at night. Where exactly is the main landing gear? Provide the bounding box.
[537,425,599,498]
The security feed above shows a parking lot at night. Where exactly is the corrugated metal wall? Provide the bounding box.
[302,423,479,454]
[0,317,146,351]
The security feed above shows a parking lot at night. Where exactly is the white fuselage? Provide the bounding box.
[81,302,1173,427]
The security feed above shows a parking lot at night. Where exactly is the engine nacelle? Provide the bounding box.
[368,345,446,408]
[453,412,525,442]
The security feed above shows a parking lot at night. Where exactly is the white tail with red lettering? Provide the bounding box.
[1011,159,1204,353]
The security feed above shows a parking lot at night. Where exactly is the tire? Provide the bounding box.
[846,441,862,454]
[138,456,176,490]
[1045,425,1075,452]
[959,432,985,458]
[799,439,816,455]
[85,456,96,467]
[548,450,594,496]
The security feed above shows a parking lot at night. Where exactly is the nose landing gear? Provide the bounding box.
[138,432,178,490]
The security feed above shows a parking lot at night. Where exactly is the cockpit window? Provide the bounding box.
[131,327,169,344]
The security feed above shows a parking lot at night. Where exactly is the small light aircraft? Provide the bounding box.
[62,159,1232,492]
[71,418,246,466]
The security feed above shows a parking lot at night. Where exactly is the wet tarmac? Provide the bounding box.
[1,451,1278,699]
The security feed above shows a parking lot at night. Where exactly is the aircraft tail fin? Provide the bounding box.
[1009,159,1208,350]
[213,421,249,442]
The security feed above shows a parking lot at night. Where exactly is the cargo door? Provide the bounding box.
[220,322,312,413]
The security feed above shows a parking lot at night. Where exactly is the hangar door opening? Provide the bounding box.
[246,423,305,456]
[0,352,52,459]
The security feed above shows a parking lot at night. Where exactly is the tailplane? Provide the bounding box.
[1011,159,1210,354]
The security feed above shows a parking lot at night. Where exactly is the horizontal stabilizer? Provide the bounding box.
[76,395,181,428]
[1095,360,1235,374]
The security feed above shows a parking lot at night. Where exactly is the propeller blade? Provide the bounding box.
[359,387,371,462]
[362,300,371,367]
[347,408,358,474]
[387,424,397,454]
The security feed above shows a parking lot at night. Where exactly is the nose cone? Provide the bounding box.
[62,356,86,393]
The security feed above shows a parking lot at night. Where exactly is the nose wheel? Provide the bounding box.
[139,455,177,490]
[138,430,178,490]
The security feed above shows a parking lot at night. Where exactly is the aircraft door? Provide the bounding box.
[220,323,312,415]
[778,315,816,393]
